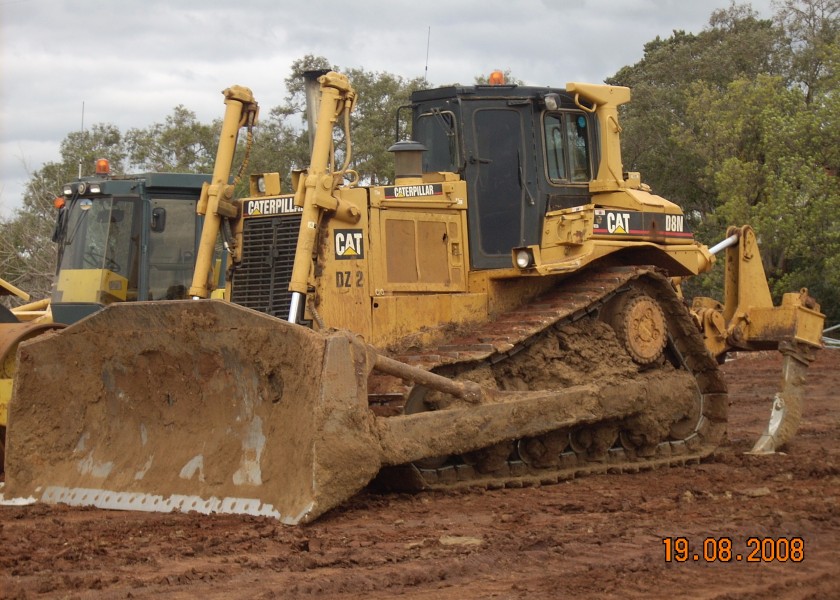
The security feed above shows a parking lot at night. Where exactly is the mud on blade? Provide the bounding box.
[4,300,382,525]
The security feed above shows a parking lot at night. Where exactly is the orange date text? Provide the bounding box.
[662,536,804,563]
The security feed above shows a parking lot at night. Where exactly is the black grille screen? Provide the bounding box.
[230,215,301,319]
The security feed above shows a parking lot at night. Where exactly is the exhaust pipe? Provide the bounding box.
[302,69,330,154]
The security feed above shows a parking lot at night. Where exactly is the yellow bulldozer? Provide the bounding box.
[2,71,824,524]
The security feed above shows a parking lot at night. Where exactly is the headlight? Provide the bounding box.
[515,249,533,269]
[89,184,101,194]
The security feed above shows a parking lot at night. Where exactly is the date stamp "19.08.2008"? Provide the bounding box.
[662,537,805,563]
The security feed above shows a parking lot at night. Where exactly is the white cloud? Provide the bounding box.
[0,0,776,217]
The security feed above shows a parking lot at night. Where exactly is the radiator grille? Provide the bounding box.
[230,215,301,319]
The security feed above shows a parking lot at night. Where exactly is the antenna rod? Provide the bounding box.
[78,101,85,178]
[424,26,431,86]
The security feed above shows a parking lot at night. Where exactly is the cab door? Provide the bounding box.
[146,197,200,300]
[464,105,540,270]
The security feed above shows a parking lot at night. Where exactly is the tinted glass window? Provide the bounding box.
[543,112,591,183]
[567,114,591,182]
[56,197,138,278]
[416,110,458,172]
[148,198,198,300]
[544,114,566,181]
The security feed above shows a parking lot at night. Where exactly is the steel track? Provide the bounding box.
[369,266,728,492]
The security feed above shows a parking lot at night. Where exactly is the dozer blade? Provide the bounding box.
[4,300,383,524]
[1,320,65,472]
[4,300,693,524]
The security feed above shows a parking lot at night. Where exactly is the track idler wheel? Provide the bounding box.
[570,423,619,461]
[517,430,569,468]
[607,291,667,366]
[619,428,659,458]
[463,442,514,474]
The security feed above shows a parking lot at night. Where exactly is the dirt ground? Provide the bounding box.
[1,349,838,599]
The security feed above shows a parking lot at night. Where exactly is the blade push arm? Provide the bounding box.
[189,86,259,299]
[287,72,361,323]
[692,225,824,356]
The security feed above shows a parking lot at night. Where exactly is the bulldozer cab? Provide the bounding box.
[411,85,596,270]
[51,172,211,324]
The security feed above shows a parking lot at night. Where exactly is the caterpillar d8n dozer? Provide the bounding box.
[3,72,824,524]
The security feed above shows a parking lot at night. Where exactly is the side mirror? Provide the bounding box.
[52,206,68,243]
[151,207,167,233]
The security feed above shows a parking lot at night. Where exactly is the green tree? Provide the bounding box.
[677,75,839,311]
[244,54,331,193]
[125,106,218,173]
[254,55,425,187]
[278,54,337,117]
[246,104,309,194]
[607,4,782,236]
[0,165,64,301]
[342,66,426,184]
[63,123,127,177]
[774,0,840,102]
[607,0,839,321]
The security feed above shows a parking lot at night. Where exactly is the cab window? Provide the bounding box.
[415,110,458,173]
[57,198,136,274]
[148,198,198,300]
[543,112,591,184]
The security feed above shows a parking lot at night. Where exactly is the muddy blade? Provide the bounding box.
[4,300,381,524]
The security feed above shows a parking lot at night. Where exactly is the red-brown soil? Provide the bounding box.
[2,350,838,599]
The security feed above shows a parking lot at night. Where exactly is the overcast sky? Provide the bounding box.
[0,0,776,217]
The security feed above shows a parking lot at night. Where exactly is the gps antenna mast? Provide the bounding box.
[424,26,431,86]
[78,101,85,178]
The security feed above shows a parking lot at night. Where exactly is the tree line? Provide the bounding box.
[609,0,838,320]
[1,0,837,322]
